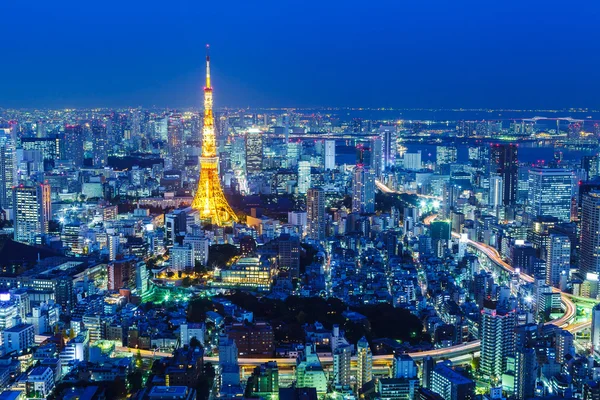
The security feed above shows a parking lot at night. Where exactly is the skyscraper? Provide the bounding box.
[356,336,373,389]
[545,234,571,287]
[91,121,108,167]
[191,47,238,226]
[527,168,574,222]
[324,140,335,171]
[370,136,383,177]
[306,187,326,241]
[489,173,504,220]
[0,133,16,210]
[490,144,518,207]
[352,166,375,214]
[245,128,263,174]
[13,184,51,244]
[513,348,538,400]
[480,300,516,380]
[380,126,396,172]
[167,113,185,171]
[64,124,85,167]
[297,161,311,195]
[580,191,600,277]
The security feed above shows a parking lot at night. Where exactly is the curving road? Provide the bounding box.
[375,180,442,201]
[127,183,584,367]
[453,232,577,328]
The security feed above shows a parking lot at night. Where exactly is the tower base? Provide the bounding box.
[192,157,238,226]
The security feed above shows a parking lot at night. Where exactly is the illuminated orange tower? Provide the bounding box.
[191,46,238,225]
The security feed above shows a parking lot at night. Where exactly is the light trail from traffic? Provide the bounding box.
[126,182,589,369]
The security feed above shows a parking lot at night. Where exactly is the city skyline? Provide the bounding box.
[2,1,600,109]
[3,2,600,399]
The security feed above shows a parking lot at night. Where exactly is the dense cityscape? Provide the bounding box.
[2,30,600,400]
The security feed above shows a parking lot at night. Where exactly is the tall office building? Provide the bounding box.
[245,129,263,174]
[0,133,16,209]
[297,161,311,194]
[332,344,352,387]
[13,184,51,244]
[513,348,538,400]
[527,168,574,222]
[480,300,516,380]
[64,124,85,167]
[306,188,326,241]
[489,173,505,220]
[545,234,571,287]
[490,144,518,207]
[356,336,373,389]
[352,166,375,214]
[580,191,600,277]
[91,121,108,167]
[370,136,383,177]
[324,140,336,170]
[167,113,185,171]
[380,126,396,172]
[489,174,503,209]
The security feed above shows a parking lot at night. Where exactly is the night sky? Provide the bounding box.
[1,0,599,109]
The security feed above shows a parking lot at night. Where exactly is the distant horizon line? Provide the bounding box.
[1,106,599,113]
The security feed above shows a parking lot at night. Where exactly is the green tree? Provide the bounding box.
[135,349,143,369]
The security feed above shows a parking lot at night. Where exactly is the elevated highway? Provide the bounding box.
[127,182,589,368]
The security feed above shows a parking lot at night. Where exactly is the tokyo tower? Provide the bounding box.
[191,46,238,225]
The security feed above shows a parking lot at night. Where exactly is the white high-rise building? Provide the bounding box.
[527,168,574,222]
[287,142,301,168]
[183,235,210,266]
[296,344,328,395]
[107,234,120,261]
[170,244,194,271]
[545,234,571,287]
[489,174,504,207]
[324,140,336,170]
[480,301,516,379]
[13,184,51,244]
[403,151,422,171]
[356,336,373,388]
[297,161,311,194]
[380,126,396,172]
[332,344,352,386]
